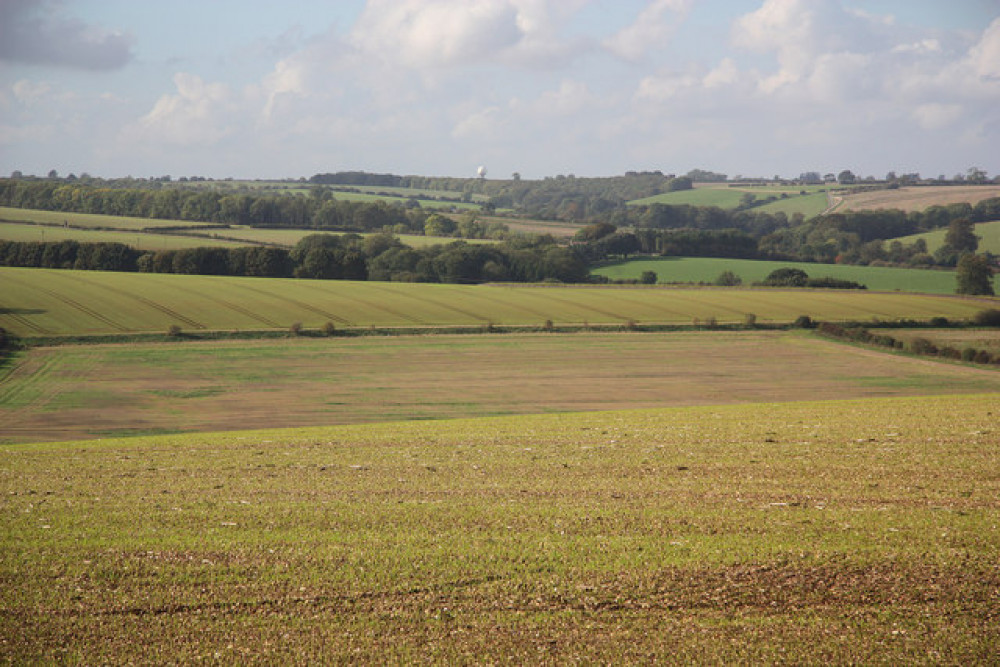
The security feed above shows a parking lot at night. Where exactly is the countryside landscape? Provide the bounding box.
[3,0,1000,663]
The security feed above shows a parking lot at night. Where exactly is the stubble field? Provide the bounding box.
[3,331,1000,444]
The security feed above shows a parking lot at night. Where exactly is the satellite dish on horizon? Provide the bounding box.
[477,165,487,179]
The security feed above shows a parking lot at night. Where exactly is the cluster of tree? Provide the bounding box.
[758,199,1000,266]
[0,179,432,234]
[0,234,587,285]
[757,267,866,289]
[577,227,761,263]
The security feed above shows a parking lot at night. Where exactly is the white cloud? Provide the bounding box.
[703,58,740,89]
[351,0,523,68]
[968,17,1000,81]
[603,0,692,61]
[12,80,52,105]
[129,73,237,146]
[912,103,963,130]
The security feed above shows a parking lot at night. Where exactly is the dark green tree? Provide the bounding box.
[955,254,995,295]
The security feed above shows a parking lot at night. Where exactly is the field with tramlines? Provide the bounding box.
[2,257,999,663]
[2,267,996,338]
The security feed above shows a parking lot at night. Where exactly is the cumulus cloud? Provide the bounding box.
[603,0,692,61]
[351,0,523,68]
[968,17,1000,81]
[130,73,237,146]
[0,0,133,70]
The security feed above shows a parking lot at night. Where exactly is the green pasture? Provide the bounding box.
[0,222,251,251]
[0,206,223,231]
[2,267,996,337]
[2,394,998,662]
[629,184,830,217]
[592,256,992,295]
[327,189,485,211]
[754,191,830,218]
[892,219,1000,255]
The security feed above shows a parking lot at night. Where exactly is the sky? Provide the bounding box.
[1,0,998,181]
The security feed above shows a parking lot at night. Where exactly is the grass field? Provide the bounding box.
[591,256,991,295]
[628,184,831,219]
[2,393,998,662]
[0,206,225,231]
[891,219,1000,255]
[838,185,1000,212]
[4,330,999,443]
[0,221,253,251]
[2,267,997,337]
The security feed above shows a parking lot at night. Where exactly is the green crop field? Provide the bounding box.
[892,219,1000,255]
[2,267,997,337]
[2,393,998,662]
[0,206,225,231]
[592,256,993,295]
[4,331,999,443]
[0,221,253,251]
[629,184,830,217]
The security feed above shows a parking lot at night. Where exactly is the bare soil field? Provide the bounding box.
[839,185,1000,212]
[2,393,998,663]
[2,331,999,443]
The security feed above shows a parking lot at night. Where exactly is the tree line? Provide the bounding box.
[0,234,587,284]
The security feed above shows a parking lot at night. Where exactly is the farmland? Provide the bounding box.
[837,185,1000,212]
[629,183,830,218]
[2,393,998,662]
[2,267,997,338]
[4,330,1000,443]
[892,219,1000,255]
[591,256,988,295]
[0,221,253,251]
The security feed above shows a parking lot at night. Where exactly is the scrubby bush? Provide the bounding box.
[961,347,978,362]
[793,315,814,329]
[973,308,1000,327]
[908,337,937,355]
[715,270,742,286]
[974,350,993,364]
[929,317,950,327]
[640,270,657,285]
[744,313,757,328]
[322,321,336,336]
[167,324,182,337]
[289,322,303,336]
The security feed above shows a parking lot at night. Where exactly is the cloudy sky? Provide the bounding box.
[1,0,998,180]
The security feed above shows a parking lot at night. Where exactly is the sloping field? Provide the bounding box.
[629,184,829,218]
[0,206,224,231]
[2,267,997,337]
[2,394,997,663]
[838,185,1000,212]
[892,219,1000,255]
[592,256,985,294]
[0,221,252,251]
[4,331,999,443]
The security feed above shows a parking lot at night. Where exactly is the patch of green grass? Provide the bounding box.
[0,221,250,250]
[592,256,988,295]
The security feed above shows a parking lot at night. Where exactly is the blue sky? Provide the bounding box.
[1,0,998,180]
